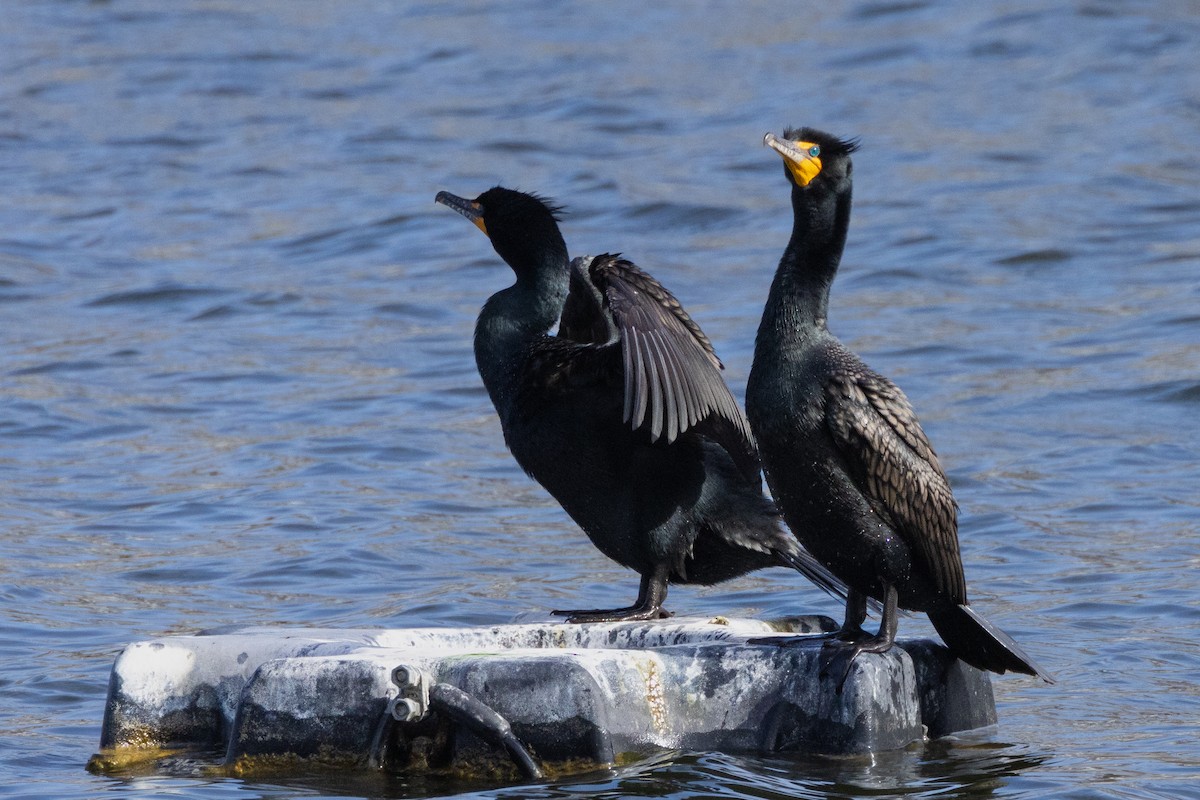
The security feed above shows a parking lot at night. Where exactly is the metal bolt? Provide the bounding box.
[392,665,416,687]
[390,697,421,722]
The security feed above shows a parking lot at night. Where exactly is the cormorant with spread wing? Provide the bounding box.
[745,129,1052,681]
[436,186,847,622]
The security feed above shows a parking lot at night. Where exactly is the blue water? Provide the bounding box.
[2,1,1199,797]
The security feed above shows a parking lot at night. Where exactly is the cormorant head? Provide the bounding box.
[764,127,859,194]
[435,186,567,280]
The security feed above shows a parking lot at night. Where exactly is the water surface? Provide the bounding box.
[2,2,1199,798]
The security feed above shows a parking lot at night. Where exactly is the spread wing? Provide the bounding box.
[566,253,759,481]
[825,370,966,601]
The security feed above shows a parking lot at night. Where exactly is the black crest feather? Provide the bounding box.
[780,127,860,156]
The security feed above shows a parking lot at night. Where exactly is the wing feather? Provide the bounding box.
[621,327,636,423]
[657,329,691,442]
[825,369,966,601]
[644,330,667,442]
[575,253,759,478]
[629,328,649,427]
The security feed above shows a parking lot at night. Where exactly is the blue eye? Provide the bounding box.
[808,145,821,157]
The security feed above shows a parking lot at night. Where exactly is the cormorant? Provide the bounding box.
[745,129,1052,681]
[435,186,849,622]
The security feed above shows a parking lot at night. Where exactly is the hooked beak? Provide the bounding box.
[763,132,822,187]
[435,190,487,235]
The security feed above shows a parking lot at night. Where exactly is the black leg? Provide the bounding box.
[830,588,870,642]
[820,584,899,693]
[551,563,673,623]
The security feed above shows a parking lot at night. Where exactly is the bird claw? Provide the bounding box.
[747,634,825,648]
[818,637,896,694]
[817,646,860,694]
[551,607,672,624]
[823,623,872,645]
[750,634,862,693]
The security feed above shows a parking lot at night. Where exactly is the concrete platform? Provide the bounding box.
[89,616,996,781]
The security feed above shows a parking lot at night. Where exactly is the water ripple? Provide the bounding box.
[3,2,1200,799]
[85,285,228,308]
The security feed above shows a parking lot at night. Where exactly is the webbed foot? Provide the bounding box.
[551,606,672,624]
[818,633,896,694]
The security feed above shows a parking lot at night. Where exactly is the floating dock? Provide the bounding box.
[90,616,996,781]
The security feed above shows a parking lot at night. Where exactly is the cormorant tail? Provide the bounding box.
[928,603,1054,682]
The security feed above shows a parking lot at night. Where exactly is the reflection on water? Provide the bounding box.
[3,1,1200,798]
[92,743,1054,800]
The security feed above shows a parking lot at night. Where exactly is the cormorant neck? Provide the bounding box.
[757,184,852,347]
[474,248,569,417]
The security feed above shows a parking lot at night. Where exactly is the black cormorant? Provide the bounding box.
[745,129,1051,681]
[436,186,849,622]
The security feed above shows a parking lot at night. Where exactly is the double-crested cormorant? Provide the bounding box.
[745,129,1051,681]
[436,186,849,622]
